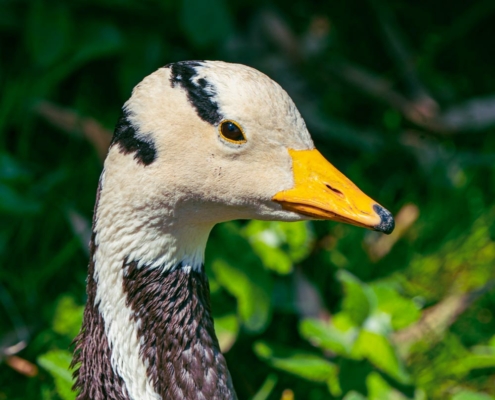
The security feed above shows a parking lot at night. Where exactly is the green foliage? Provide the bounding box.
[2,0,495,399]
[210,223,273,333]
[252,374,278,400]
[38,350,75,400]
[254,341,341,396]
[52,296,84,339]
[181,0,233,47]
[451,391,494,400]
[245,221,313,274]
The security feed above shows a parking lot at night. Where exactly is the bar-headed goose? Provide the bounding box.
[71,60,394,400]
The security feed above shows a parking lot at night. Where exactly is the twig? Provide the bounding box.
[34,100,112,161]
[65,208,92,256]
[440,95,495,132]
[392,281,495,355]
[326,59,445,131]
[427,0,495,59]
[255,10,386,153]
[0,283,29,358]
[327,59,495,133]
[5,355,38,377]
[369,0,437,107]
[259,10,302,63]
[365,203,419,261]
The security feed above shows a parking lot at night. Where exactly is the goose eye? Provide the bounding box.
[219,120,246,144]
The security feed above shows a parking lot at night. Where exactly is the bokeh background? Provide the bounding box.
[2,0,495,399]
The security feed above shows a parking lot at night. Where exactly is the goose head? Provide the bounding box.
[103,61,393,267]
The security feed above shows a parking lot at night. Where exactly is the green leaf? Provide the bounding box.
[52,295,84,339]
[449,352,495,376]
[367,372,409,400]
[352,331,410,384]
[213,313,239,353]
[451,391,494,400]
[38,350,75,400]
[337,270,376,326]
[252,374,278,400]
[277,221,314,262]
[254,341,341,395]
[245,222,291,274]
[213,258,271,333]
[244,221,313,274]
[343,391,368,400]
[210,222,272,333]
[180,0,233,47]
[371,283,421,330]
[299,318,357,357]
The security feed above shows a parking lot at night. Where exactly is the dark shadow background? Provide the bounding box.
[2,0,495,399]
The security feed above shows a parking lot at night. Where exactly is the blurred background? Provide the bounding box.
[2,0,495,399]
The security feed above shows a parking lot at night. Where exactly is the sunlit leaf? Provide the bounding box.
[343,391,367,400]
[449,352,495,376]
[52,295,84,339]
[252,374,278,400]
[254,341,341,395]
[337,270,376,326]
[213,313,239,353]
[367,372,409,400]
[352,330,410,384]
[245,221,292,274]
[451,391,494,400]
[244,221,312,274]
[299,318,357,357]
[371,283,421,330]
[213,258,271,333]
[38,350,75,400]
[209,223,273,332]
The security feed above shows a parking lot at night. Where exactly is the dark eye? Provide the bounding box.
[219,120,246,144]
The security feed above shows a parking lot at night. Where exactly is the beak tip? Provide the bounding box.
[373,204,395,234]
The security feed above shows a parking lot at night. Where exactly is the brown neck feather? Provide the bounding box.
[123,261,237,400]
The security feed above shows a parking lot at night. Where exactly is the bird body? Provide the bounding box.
[72,61,394,400]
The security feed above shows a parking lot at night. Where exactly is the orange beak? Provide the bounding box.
[272,149,394,234]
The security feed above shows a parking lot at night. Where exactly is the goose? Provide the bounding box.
[71,60,394,400]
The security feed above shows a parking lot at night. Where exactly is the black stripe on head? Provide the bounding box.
[167,61,223,126]
[111,111,157,166]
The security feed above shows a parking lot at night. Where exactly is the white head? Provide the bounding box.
[96,60,394,271]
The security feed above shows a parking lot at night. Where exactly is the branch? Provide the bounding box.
[392,281,495,355]
[369,0,437,106]
[34,101,112,161]
[365,203,419,261]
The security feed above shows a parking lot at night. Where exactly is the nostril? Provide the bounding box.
[325,184,345,198]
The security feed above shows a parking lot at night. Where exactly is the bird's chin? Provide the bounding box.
[249,202,312,222]
[273,201,371,227]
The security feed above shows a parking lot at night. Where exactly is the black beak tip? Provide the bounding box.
[373,204,395,235]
